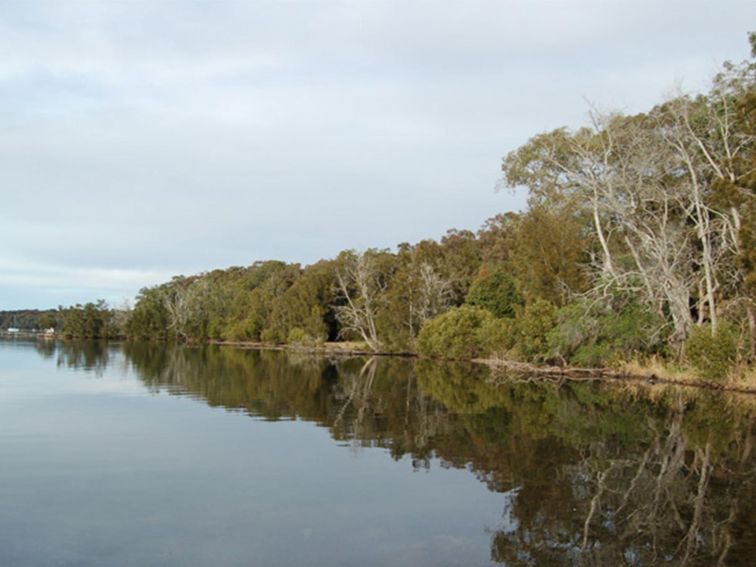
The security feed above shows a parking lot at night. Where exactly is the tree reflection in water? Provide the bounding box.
[36,339,111,375]
[47,342,755,565]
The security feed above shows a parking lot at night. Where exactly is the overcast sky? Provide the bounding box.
[1,1,753,309]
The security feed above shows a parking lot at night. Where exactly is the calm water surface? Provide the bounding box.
[0,340,753,566]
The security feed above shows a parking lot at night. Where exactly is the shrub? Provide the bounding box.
[417,306,511,360]
[286,327,322,347]
[685,323,739,380]
[224,319,254,341]
[548,300,667,367]
[260,326,285,344]
[546,302,595,362]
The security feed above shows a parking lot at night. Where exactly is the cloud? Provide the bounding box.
[0,253,173,307]
[0,0,753,308]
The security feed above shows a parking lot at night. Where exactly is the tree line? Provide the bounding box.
[51,37,755,379]
[0,309,57,331]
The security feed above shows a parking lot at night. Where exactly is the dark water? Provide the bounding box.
[0,340,753,566]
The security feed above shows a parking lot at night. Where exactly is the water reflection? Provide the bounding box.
[35,339,111,374]
[45,341,756,565]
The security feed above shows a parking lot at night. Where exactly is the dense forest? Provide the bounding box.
[47,37,755,380]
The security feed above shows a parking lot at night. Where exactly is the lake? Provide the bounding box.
[0,339,753,566]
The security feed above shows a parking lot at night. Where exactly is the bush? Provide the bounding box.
[286,327,323,347]
[514,299,557,362]
[547,300,667,367]
[685,323,739,380]
[260,326,284,344]
[417,306,511,360]
[224,319,254,341]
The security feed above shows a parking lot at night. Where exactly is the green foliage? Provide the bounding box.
[264,261,335,344]
[500,37,756,356]
[59,300,120,339]
[224,318,259,342]
[375,246,456,352]
[465,263,521,318]
[0,309,60,331]
[514,299,557,362]
[547,300,667,367]
[37,312,57,330]
[685,323,739,380]
[417,306,510,360]
[438,229,483,304]
[477,213,518,264]
[510,207,590,307]
[240,289,274,341]
[286,327,323,347]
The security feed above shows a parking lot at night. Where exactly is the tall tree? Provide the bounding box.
[334,250,393,351]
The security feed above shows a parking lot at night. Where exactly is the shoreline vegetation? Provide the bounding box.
[3,36,755,392]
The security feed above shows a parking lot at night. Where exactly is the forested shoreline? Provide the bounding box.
[8,37,756,383]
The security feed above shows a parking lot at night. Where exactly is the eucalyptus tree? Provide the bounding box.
[379,244,454,350]
[501,83,752,351]
[437,228,483,304]
[334,249,395,351]
[658,52,755,351]
[161,276,213,341]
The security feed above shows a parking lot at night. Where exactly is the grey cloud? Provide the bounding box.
[0,0,752,308]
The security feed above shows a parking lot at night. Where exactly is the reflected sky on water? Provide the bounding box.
[1,339,754,566]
